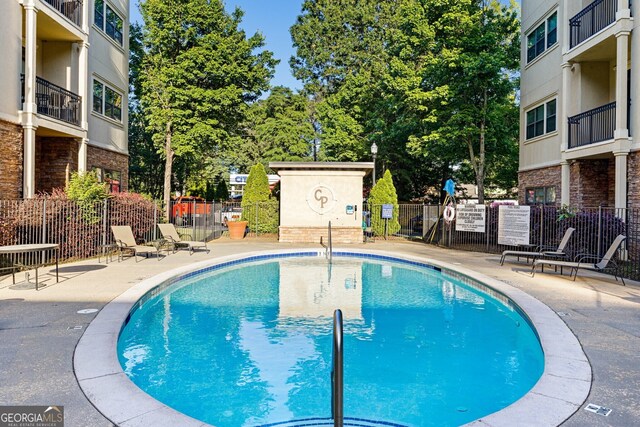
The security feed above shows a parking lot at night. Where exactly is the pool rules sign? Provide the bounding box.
[498,205,531,246]
[455,205,486,233]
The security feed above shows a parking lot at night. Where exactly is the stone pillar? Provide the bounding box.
[614,31,630,140]
[561,161,570,206]
[22,0,38,198]
[614,152,628,210]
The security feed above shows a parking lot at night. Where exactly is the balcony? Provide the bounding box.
[569,0,617,49]
[21,74,82,126]
[568,102,616,149]
[43,0,83,27]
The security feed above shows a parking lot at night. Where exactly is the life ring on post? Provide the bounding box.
[443,205,456,222]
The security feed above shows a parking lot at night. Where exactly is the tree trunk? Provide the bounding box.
[477,88,487,205]
[163,121,174,220]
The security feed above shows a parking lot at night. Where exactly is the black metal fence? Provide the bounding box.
[569,0,617,48]
[568,102,616,148]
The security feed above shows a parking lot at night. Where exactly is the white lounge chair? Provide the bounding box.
[531,234,627,285]
[500,227,575,265]
[111,225,162,262]
[157,223,210,255]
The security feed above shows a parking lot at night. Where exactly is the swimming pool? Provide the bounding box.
[117,253,544,427]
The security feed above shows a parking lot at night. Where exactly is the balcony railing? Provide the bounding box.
[21,74,82,126]
[569,0,617,48]
[568,102,616,149]
[43,0,83,27]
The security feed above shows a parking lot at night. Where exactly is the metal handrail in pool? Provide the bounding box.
[320,221,333,262]
[332,309,343,427]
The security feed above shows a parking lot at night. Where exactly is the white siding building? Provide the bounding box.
[0,0,129,199]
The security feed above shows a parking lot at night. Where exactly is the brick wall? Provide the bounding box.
[36,137,79,193]
[517,165,561,205]
[279,226,364,244]
[87,146,129,192]
[0,119,23,199]
[570,159,611,208]
[628,152,640,208]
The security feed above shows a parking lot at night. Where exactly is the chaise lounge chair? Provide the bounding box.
[500,227,575,265]
[157,223,210,255]
[531,234,627,285]
[111,225,162,262]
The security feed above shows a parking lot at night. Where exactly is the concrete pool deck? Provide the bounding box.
[1,237,639,426]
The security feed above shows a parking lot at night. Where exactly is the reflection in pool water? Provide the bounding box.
[118,256,544,427]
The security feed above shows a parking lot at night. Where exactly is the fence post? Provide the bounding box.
[192,199,197,241]
[153,203,158,241]
[597,205,602,258]
[540,205,544,248]
[204,201,208,242]
[102,199,108,247]
[41,199,47,265]
[255,202,259,238]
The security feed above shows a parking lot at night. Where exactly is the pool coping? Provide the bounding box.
[74,248,591,427]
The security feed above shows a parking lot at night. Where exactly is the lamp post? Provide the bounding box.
[371,142,378,186]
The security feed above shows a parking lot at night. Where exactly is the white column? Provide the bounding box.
[631,4,640,138]
[78,41,89,130]
[614,31,630,140]
[561,161,570,206]
[22,0,38,198]
[561,62,572,151]
[614,152,628,210]
[78,139,88,172]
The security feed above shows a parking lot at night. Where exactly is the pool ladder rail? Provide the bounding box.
[332,308,343,427]
[320,221,333,262]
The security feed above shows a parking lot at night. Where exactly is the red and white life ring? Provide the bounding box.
[443,205,456,222]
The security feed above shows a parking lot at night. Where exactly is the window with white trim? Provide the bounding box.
[95,0,123,46]
[527,12,557,63]
[93,79,122,121]
[526,99,556,140]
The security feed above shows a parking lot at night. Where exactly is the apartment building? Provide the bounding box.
[0,0,129,199]
[519,0,637,209]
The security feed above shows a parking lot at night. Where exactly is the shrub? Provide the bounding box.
[368,170,401,236]
[241,164,279,233]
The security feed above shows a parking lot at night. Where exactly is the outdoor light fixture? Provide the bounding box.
[371,142,378,185]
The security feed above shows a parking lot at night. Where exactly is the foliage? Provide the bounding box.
[290,0,520,201]
[139,0,277,215]
[241,164,278,232]
[66,172,109,204]
[214,179,229,201]
[368,170,401,236]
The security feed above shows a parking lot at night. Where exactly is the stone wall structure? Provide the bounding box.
[517,165,561,205]
[87,146,129,192]
[35,137,79,193]
[0,119,23,199]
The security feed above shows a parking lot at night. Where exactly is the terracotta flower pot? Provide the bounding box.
[228,220,248,240]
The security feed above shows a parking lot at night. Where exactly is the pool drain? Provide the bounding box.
[584,403,611,416]
[77,308,99,314]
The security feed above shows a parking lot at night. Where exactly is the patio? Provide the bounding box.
[0,237,638,426]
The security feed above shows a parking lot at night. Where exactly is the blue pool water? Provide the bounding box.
[118,255,544,427]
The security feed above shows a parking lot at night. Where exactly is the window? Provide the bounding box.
[93,167,121,193]
[92,79,122,121]
[95,0,123,46]
[525,186,556,205]
[527,12,557,63]
[526,99,557,140]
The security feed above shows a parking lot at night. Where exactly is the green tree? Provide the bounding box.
[368,170,401,236]
[139,0,276,217]
[66,172,109,224]
[215,179,229,201]
[241,164,278,233]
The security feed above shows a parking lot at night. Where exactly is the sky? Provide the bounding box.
[130,0,304,90]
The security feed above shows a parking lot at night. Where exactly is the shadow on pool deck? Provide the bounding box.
[1,236,639,426]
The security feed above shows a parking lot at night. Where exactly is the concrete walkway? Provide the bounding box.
[1,237,638,426]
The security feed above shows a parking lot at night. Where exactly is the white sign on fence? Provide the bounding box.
[498,205,531,246]
[455,204,486,233]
